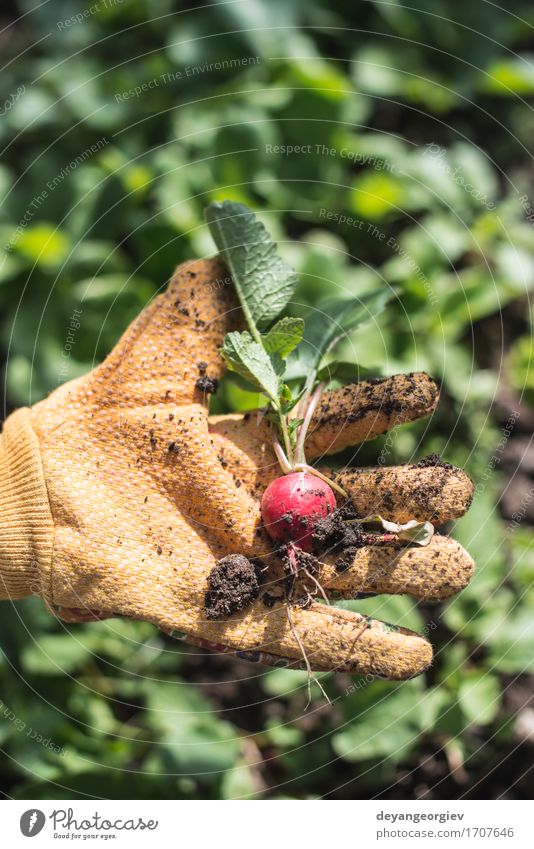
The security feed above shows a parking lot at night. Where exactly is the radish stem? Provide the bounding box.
[280,414,293,465]
[294,381,325,466]
[272,432,293,474]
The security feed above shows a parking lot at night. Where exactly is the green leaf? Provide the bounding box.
[458,672,500,725]
[487,611,534,674]
[264,717,304,749]
[145,682,239,775]
[20,633,97,675]
[286,290,392,381]
[221,763,259,800]
[333,679,426,762]
[14,223,71,270]
[287,417,305,435]
[337,594,423,633]
[262,668,327,698]
[262,316,304,358]
[221,331,284,405]
[205,200,298,331]
[288,416,305,448]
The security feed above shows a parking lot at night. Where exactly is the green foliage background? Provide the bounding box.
[1,0,533,799]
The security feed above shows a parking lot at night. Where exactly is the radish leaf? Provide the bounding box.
[205,200,297,333]
[262,316,304,358]
[285,289,393,382]
[221,331,284,406]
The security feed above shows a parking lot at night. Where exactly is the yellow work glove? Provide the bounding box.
[0,257,474,678]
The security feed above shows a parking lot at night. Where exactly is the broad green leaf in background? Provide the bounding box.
[507,335,534,407]
[145,682,239,775]
[333,679,428,763]
[205,200,298,331]
[351,172,407,220]
[337,594,423,633]
[13,223,70,269]
[262,668,315,697]
[482,56,534,96]
[220,762,259,800]
[20,632,98,675]
[487,611,534,674]
[458,671,501,725]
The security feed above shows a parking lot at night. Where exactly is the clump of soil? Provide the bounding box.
[312,501,368,555]
[414,453,454,470]
[311,501,398,572]
[204,555,260,620]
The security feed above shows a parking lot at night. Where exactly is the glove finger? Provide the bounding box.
[163,599,433,678]
[304,372,439,459]
[171,630,424,676]
[92,257,240,407]
[334,463,474,524]
[316,534,475,601]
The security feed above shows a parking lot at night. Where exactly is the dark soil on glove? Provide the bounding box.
[312,501,367,554]
[204,554,260,619]
[312,501,401,572]
[414,453,455,470]
[195,374,219,394]
[195,360,219,394]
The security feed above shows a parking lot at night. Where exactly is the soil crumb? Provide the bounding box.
[414,453,454,470]
[205,554,260,620]
[195,375,219,394]
[334,546,360,573]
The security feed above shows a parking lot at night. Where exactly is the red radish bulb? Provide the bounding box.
[261,472,337,552]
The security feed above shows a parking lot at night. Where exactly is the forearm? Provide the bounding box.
[0,408,54,600]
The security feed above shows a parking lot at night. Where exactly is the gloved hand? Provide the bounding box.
[0,257,474,679]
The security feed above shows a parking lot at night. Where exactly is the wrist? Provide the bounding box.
[0,408,54,601]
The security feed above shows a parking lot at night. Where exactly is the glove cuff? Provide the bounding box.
[0,408,54,601]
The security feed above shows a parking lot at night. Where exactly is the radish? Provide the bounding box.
[261,471,337,551]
